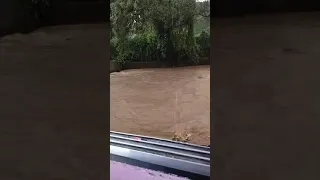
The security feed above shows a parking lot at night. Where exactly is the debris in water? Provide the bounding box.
[172,132,192,142]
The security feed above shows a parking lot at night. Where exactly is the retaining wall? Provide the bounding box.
[110,57,210,73]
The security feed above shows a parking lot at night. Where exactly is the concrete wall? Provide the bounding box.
[110,57,210,73]
[110,61,122,73]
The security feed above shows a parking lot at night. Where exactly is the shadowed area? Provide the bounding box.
[212,12,320,179]
[0,24,108,179]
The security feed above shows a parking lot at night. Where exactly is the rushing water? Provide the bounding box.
[0,25,210,145]
[110,66,210,145]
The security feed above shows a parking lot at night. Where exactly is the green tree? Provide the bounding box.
[110,0,136,63]
[196,0,210,17]
[111,0,201,65]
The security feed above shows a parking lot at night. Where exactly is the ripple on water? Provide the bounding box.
[110,66,210,145]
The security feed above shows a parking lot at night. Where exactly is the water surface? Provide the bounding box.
[110,66,210,145]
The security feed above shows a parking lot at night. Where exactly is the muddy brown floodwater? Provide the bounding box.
[110,66,210,145]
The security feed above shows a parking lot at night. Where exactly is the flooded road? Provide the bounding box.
[110,66,210,145]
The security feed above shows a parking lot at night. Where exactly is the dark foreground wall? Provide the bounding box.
[212,13,320,180]
[0,21,109,179]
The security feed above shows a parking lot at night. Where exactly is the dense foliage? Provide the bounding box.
[196,30,210,57]
[111,0,210,65]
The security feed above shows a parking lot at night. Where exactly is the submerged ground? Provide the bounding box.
[110,66,210,145]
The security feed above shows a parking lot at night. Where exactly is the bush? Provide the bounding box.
[112,31,159,63]
[110,37,118,61]
[111,30,210,63]
[172,30,190,62]
[195,30,210,57]
[127,32,159,62]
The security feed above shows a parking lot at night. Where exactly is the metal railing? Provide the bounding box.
[110,131,210,179]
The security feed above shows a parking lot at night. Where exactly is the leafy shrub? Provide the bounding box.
[110,37,118,61]
[170,29,199,64]
[111,30,210,63]
[195,30,210,57]
[112,31,159,63]
[127,32,159,62]
[172,30,189,61]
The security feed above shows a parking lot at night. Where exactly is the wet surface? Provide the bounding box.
[110,66,210,145]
